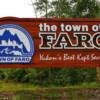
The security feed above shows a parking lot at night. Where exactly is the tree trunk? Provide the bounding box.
[46,0,48,18]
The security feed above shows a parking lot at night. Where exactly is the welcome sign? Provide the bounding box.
[0,17,100,68]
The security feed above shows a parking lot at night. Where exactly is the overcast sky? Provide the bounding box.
[0,0,100,18]
[0,0,35,18]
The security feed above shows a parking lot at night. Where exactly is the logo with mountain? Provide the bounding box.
[0,24,34,63]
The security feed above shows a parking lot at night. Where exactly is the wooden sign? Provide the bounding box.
[0,17,100,68]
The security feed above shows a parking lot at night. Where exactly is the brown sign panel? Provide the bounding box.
[0,17,100,68]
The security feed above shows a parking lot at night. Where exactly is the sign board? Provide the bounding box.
[0,17,100,68]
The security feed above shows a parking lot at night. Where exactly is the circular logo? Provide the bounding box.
[0,24,34,63]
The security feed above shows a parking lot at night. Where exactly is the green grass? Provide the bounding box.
[65,82,100,89]
[0,81,99,100]
[0,81,39,92]
[0,81,100,92]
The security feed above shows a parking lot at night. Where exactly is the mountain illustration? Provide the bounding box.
[0,30,28,56]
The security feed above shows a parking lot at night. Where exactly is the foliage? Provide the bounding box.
[33,0,51,17]
[33,0,100,18]
[72,0,100,18]
[0,68,96,86]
